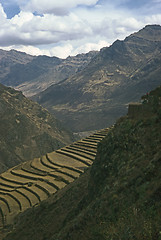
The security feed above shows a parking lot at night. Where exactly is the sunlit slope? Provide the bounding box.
[0,128,109,227]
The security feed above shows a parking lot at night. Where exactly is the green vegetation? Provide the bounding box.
[2,86,161,240]
[90,121,161,239]
[88,86,161,239]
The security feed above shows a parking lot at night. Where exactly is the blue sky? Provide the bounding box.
[1,0,20,18]
[0,0,161,58]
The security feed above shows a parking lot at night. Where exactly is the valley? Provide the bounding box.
[0,24,161,240]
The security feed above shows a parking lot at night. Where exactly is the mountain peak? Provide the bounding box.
[144,24,161,29]
[126,24,161,42]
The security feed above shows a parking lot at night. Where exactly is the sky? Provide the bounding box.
[0,0,161,58]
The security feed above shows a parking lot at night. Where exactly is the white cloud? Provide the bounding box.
[47,40,110,58]
[20,0,99,15]
[15,45,50,56]
[145,14,161,24]
[0,44,51,56]
[0,0,161,58]
[49,44,74,58]
[0,3,7,21]
[0,40,109,59]
[0,10,93,46]
[72,40,109,56]
[11,11,34,26]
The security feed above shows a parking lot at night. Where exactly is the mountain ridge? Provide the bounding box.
[34,24,161,132]
[0,50,98,97]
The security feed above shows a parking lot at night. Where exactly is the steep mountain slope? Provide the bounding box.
[0,128,108,228]
[0,83,74,173]
[34,24,161,132]
[3,85,161,240]
[0,50,97,97]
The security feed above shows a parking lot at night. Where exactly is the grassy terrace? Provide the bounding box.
[66,145,97,155]
[47,152,89,170]
[55,149,93,166]
[0,128,108,227]
[72,142,97,150]
[31,158,76,183]
[58,147,96,160]
[41,156,81,179]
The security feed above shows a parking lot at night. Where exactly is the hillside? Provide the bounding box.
[0,128,108,229]
[0,83,74,173]
[34,24,161,132]
[3,85,161,240]
[0,50,97,97]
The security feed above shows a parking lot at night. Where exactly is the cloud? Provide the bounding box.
[15,45,50,56]
[1,45,50,56]
[19,0,99,15]
[48,40,110,58]
[0,10,93,46]
[1,40,109,59]
[49,44,74,58]
[72,40,109,56]
[0,0,161,58]
[145,14,161,24]
[0,3,7,21]
[11,11,34,26]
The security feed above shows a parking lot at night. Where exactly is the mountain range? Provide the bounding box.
[0,25,161,133]
[33,24,161,132]
[0,50,97,97]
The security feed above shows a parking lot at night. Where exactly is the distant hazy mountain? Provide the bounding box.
[0,83,74,173]
[34,25,161,132]
[0,50,98,97]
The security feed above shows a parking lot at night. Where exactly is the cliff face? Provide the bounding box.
[3,85,161,240]
[0,83,74,173]
[34,25,161,132]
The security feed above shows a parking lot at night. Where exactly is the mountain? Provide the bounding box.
[0,50,98,97]
[0,49,34,79]
[34,25,161,132]
[3,85,161,240]
[0,83,74,173]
